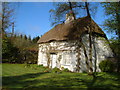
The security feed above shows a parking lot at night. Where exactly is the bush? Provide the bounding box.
[24,63,31,68]
[52,67,61,73]
[60,67,70,72]
[99,59,115,72]
[37,65,44,68]
[62,68,70,72]
[44,68,51,73]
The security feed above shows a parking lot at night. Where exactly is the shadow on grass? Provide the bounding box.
[2,72,120,90]
[81,73,120,90]
[2,72,49,89]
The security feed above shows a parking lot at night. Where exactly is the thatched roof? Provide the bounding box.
[37,16,105,44]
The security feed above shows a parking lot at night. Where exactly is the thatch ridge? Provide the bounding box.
[37,16,105,44]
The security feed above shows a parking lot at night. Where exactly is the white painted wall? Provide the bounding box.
[38,34,113,72]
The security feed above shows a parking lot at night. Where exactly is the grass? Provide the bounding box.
[2,64,120,89]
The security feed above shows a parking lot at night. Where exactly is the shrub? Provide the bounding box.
[37,65,44,68]
[62,68,70,72]
[24,62,31,68]
[44,68,51,73]
[99,59,115,72]
[52,67,61,73]
[60,67,70,72]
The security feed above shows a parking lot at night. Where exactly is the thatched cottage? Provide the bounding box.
[37,14,113,72]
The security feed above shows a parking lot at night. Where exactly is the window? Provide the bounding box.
[63,53,70,65]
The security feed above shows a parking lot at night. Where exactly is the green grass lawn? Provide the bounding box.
[2,64,120,89]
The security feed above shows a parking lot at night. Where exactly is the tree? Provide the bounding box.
[32,36,40,43]
[101,2,120,72]
[24,35,27,40]
[10,34,38,64]
[49,2,98,26]
[49,2,82,26]
[1,3,38,64]
[28,35,31,41]
[2,35,20,63]
[109,39,120,72]
[20,34,23,38]
[1,2,22,63]
[101,2,120,39]
[2,2,14,33]
[85,2,93,74]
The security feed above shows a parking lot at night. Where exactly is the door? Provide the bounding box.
[50,53,57,68]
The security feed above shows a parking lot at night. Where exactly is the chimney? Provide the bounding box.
[65,11,75,24]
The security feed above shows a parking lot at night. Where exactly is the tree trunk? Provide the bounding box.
[92,36,97,73]
[75,42,81,72]
[81,42,89,73]
[68,1,73,11]
[116,3,120,72]
[68,1,76,20]
[2,4,5,34]
[12,22,14,37]
[85,2,91,17]
[85,2,93,74]
[116,2,120,40]
[88,26,93,74]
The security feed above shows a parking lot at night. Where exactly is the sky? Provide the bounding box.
[14,2,54,38]
[10,2,115,39]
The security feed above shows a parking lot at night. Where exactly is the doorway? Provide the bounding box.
[50,53,57,68]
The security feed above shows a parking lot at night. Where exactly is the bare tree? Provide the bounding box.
[1,2,19,35]
[2,3,14,32]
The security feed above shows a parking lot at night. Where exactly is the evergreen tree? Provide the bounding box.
[32,36,40,43]
[20,34,23,39]
[28,35,31,41]
[24,35,27,40]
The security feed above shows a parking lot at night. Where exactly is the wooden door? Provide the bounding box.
[50,53,57,68]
